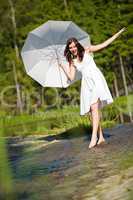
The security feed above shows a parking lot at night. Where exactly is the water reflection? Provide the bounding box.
[0,119,14,200]
[0,122,133,200]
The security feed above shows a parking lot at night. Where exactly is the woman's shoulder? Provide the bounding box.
[84,49,94,58]
[84,50,91,57]
[85,46,92,53]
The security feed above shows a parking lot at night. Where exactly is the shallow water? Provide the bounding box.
[0,123,133,200]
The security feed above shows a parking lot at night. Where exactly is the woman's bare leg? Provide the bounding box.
[89,103,106,146]
[97,123,105,144]
[89,100,100,148]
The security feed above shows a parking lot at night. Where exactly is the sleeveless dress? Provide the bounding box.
[73,52,113,116]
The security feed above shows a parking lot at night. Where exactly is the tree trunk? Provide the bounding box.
[119,53,128,95]
[63,0,70,17]
[119,53,133,122]
[12,60,23,114]
[8,0,23,114]
[113,72,124,123]
[114,73,119,98]
[63,0,68,9]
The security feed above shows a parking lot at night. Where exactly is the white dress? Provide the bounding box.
[73,52,113,116]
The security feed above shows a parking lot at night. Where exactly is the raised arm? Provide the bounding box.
[86,27,126,53]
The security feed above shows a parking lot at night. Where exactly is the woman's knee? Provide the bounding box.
[90,102,99,112]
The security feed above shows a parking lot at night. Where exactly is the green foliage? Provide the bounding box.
[102,94,133,122]
[0,94,132,137]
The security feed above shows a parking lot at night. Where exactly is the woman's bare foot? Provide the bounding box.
[88,137,98,149]
[97,137,105,145]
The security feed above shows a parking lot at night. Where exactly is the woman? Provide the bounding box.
[59,27,125,149]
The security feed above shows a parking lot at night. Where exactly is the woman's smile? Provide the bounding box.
[69,42,78,55]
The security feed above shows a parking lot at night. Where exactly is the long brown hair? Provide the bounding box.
[64,38,85,64]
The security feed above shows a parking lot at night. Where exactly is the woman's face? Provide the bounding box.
[69,41,78,56]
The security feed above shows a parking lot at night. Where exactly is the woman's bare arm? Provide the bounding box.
[59,62,76,81]
[86,27,126,53]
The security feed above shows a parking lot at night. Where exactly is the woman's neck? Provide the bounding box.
[72,54,78,59]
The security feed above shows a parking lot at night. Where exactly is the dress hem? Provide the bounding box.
[80,97,113,116]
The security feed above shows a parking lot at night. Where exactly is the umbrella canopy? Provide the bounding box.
[21,20,91,88]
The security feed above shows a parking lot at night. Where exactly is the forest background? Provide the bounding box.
[0,0,133,136]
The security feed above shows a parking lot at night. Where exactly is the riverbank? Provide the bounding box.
[0,123,133,200]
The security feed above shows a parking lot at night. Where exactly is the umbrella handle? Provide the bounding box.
[58,63,72,81]
[56,55,65,88]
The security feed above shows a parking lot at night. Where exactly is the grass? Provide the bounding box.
[0,106,89,137]
[0,94,132,137]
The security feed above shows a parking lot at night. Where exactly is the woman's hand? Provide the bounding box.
[111,27,126,41]
[59,63,63,68]
[117,27,126,36]
[88,27,126,52]
[59,63,62,68]
[58,62,76,81]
